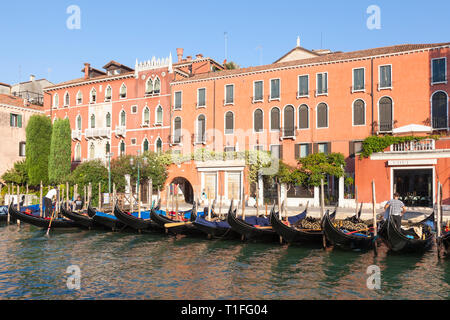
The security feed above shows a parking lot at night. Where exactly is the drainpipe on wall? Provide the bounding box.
[213,79,216,151]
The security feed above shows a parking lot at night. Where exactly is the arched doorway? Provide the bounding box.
[171,177,194,204]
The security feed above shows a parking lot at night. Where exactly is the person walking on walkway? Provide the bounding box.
[384,193,407,229]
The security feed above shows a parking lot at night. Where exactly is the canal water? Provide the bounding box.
[0,223,448,300]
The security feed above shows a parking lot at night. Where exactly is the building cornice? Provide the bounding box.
[44,73,135,92]
[0,103,44,114]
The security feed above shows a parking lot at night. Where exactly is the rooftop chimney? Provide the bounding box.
[84,63,90,79]
[186,56,192,61]
[297,36,300,47]
[176,48,184,63]
[30,75,35,82]
[196,54,203,59]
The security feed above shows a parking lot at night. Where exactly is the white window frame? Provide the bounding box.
[142,106,150,126]
[297,104,310,130]
[352,67,366,93]
[298,143,311,159]
[63,91,70,107]
[119,109,127,127]
[131,105,138,114]
[252,108,264,133]
[53,93,59,108]
[269,78,281,101]
[431,57,448,85]
[155,137,163,153]
[315,72,328,97]
[430,90,449,130]
[173,117,182,145]
[253,80,264,103]
[224,111,235,135]
[377,96,395,133]
[119,83,127,99]
[90,88,97,104]
[297,74,310,98]
[104,85,112,102]
[76,114,82,130]
[174,91,183,110]
[352,98,366,127]
[269,144,282,159]
[155,105,163,126]
[76,90,83,105]
[224,84,235,105]
[145,77,154,95]
[153,76,161,95]
[282,104,296,138]
[197,88,207,108]
[269,106,281,132]
[195,114,207,144]
[316,102,329,129]
[378,64,393,90]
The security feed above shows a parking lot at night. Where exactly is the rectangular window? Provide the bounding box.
[131,105,138,114]
[432,58,447,84]
[197,88,206,107]
[204,173,217,200]
[270,145,282,159]
[254,145,264,151]
[379,65,392,89]
[295,143,311,159]
[10,114,22,128]
[353,68,365,91]
[298,75,309,97]
[349,141,363,157]
[174,91,182,109]
[253,81,263,102]
[318,143,329,154]
[270,79,280,100]
[227,172,241,201]
[316,73,328,95]
[225,84,234,104]
[224,146,236,152]
[19,142,26,157]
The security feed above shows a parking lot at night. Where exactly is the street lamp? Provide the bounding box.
[130,150,147,196]
[106,152,114,195]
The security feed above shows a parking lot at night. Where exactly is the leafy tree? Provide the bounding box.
[67,160,110,204]
[297,153,346,187]
[224,61,239,70]
[48,118,72,184]
[1,160,28,185]
[25,115,52,186]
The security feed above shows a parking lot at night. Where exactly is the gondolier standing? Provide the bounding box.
[44,187,57,218]
[384,193,406,229]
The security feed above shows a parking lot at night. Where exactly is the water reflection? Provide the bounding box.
[0,224,448,300]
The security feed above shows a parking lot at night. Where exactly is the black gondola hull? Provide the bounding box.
[321,211,374,250]
[8,204,79,229]
[113,205,155,231]
[150,209,204,236]
[60,206,96,229]
[227,210,278,242]
[270,209,322,244]
[192,220,240,239]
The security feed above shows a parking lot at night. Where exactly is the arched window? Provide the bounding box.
[74,143,81,162]
[431,91,448,129]
[120,140,126,156]
[156,105,163,125]
[105,142,111,154]
[270,107,280,131]
[143,139,149,152]
[156,137,163,154]
[146,78,154,95]
[225,111,234,134]
[89,143,95,159]
[76,91,83,105]
[173,117,182,144]
[197,115,206,143]
[254,109,263,133]
[120,84,127,99]
[154,77,161,94]
[353,99,365,126]
[120,110,126,127]
[106,113,111,128]
[105,85,112,102]
[90,114,95,129]
[53,93,59,108]
[317,103,328,128]
[379,97,393,132]
[64,92,70,106]
[90,88,97,103]
[76,115,82,130]
[283,105,295,137]
[143,107,150,125]
[298,104,309,129]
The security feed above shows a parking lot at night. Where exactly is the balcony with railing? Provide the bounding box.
[378,121,393,133]
[280,127,297,140]
[390,139,435,152]
[169,135,182,146]
[85,128,111,140]
[71,130,82,141]
[115,126,126,138]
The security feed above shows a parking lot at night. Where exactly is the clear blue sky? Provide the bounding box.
[0,0,449,85]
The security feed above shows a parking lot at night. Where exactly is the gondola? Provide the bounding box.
[0,205,15,223]
[321,209,375,250]
[60,203,97,229]
[270,206,323,244]
[88,203,126,232]
[8,203,78,229]
[113,204,156,232]
[192,202,240,239]
[440,231,450,256]
[379,212,434,253]
[227,205,279,242]
[149,203,204,236]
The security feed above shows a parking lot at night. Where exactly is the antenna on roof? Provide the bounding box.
[320,32,323,49]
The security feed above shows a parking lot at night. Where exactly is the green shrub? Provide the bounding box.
[26,115,52,186]
[48,119,72,184]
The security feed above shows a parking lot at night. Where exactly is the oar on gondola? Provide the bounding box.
[150,202,204,236]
